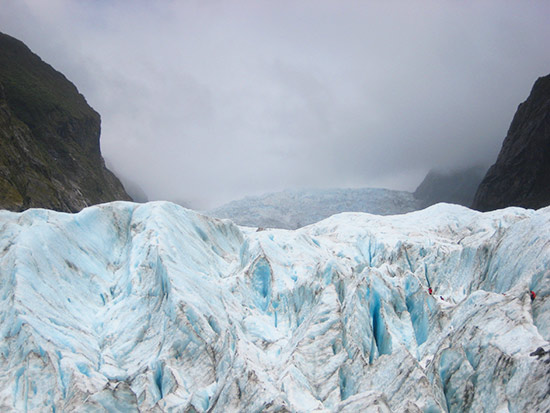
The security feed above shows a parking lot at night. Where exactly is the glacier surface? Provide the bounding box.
[0,201,549,412]
[206,187,422,229]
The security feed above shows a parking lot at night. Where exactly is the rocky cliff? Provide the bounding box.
[473,74,550,211]
[0,32,131,212]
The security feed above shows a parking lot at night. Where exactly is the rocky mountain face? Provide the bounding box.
[0,201,549,411]
[414,166,487,209]
[0,32,131,212]
[473,74,550,211]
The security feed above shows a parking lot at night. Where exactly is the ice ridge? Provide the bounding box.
[0,201,549,412]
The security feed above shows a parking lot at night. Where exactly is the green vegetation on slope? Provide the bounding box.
[0,32,131,212]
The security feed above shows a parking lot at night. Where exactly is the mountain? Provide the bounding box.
[1,201,549,411]
[207,188,422,229]
[473,74,550,211]
[0,32,131,212]
[414,166,487,208]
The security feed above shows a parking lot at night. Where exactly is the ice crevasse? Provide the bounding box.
[0,201,549,412]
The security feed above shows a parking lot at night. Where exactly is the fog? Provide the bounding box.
[1,1,549,208]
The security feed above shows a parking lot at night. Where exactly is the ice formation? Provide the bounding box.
[0,201,549,412]
[207,187,422,229]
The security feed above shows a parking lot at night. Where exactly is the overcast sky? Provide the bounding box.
[1,1,550,208]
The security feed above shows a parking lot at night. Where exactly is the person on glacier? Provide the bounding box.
[428,287,433,295]
[530,290,537,301]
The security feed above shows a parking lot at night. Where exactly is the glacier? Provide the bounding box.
[206,187,422,229]
[0,201,549,412]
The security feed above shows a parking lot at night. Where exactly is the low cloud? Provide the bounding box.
[2,1,550,208]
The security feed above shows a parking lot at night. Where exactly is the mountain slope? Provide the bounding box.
[1,201,549,411]
[0,32,131,212]
[473,74,550,211]
[414,166,487,208]
[207,188,422,229]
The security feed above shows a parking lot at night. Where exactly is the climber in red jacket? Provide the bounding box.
[428,287,433,295]
[530,290,536,301]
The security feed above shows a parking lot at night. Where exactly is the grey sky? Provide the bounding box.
[1,1,550,208]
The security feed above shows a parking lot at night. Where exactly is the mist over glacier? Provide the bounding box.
[207,187,423,230]
[1,202,549,411]
[3,2,550,208]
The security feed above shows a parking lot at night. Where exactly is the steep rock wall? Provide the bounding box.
[0,32,131,212]
[473,74,550,211]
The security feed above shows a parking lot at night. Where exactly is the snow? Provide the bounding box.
[206,187,422,229]
[0,201,549,411]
